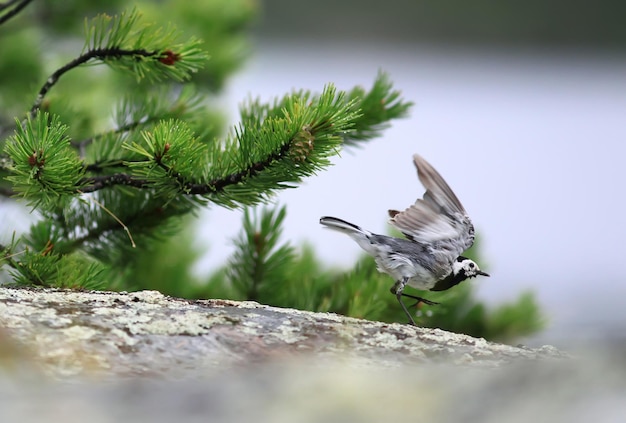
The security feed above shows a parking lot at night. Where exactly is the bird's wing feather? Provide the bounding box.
[389,154,475,255]
[415,154,466,214]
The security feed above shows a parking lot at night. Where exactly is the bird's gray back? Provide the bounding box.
[368,234,456,288]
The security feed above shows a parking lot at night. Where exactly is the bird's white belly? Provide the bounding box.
[373,254,438,290]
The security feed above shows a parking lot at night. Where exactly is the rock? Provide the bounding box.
[0,286,563,377]
[4,286,625,423]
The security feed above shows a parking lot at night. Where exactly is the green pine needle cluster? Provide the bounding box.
[5,113,84,207]
[83,8,207,83]
[2,232,105,290]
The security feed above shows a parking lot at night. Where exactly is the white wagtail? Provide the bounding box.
[320,154,489,325]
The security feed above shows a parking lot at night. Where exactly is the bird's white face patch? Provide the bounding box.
[453,258,483,277]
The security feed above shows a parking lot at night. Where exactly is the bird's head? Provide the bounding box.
[453,256,489,280]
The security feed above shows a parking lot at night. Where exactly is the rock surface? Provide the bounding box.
[3,286,626,423]
[0,286,562,377]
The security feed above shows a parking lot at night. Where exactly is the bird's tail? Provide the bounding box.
[319,216,373,237]
[320,216,382,255]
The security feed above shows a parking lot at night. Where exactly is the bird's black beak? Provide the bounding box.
[478,270,490,277]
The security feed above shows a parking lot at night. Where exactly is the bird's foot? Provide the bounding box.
[401,293,439,308]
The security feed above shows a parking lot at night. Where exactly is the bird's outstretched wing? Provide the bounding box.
[388,154,475,255]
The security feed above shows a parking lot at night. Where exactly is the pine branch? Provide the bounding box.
[192,141,293,195]
[77,119,314,195]
[84,159,131,173]
[78,150,296,194]
[82,9,207,82]
[78,120,307,193]
[130,124,307,196]
[0,0,32,26]
[117,85,360,208]
[9,76,412,207]
[78,140,300,194]
[0,0,19,11]
[29,8,207,117]
[79,173,149,193]
[30,48,160,117]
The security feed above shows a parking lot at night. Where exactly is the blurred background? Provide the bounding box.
[198,0,626,347]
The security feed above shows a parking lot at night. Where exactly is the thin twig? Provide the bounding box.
[78,173,150,193]
[1,248,25,261]
[78,191,136,248]
[0,0,20,12]
[0,0,33,25]
[0,242,24,270]
[84,159,129,173]
[30,47,159,117]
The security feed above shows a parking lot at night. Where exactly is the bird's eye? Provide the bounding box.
[469,262,475,268]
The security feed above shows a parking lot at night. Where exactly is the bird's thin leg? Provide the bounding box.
[390,277,417,326]
[401,293,439,307]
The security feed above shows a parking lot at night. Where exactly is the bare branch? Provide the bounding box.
[0,0,33,26]
[30,48,160,117]
[78,173,150,193]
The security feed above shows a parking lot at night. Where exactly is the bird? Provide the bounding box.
[319,154,489,325]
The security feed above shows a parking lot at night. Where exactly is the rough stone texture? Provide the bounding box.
[2,286,625,422]
[0,286,563,377]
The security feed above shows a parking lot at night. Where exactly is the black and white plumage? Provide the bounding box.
[320,154,489,325]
